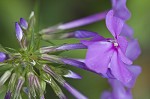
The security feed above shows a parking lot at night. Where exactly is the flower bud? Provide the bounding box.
[0,70,11,87]
[8,73,17,92]
[15,22,23,41]
[0,52,8,62]
[14,76,25,99]
[20,18,28,30]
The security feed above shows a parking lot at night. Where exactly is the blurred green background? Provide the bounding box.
[0,0,150,99]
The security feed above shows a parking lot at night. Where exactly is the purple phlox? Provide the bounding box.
[79,10,135,85]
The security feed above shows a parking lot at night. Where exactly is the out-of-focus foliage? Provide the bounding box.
[0,0,150,99]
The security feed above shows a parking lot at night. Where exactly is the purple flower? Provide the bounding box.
[80,10,133,85]
[15,22,23,41]
[101,79,132,99]
[20,18,28,30]
[4,91,11,99]
[0,52,7,62]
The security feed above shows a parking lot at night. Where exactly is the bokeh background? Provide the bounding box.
[0,0,150,99]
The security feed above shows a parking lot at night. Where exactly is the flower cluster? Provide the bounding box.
[0,0,141,99]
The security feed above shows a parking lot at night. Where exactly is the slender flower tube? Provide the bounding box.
[40,43,87,53]
[0,52,8,62]
[20,18,28,30]
[40,11,107,34]
[42,65,87,99]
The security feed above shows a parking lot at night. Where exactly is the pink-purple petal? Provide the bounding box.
[106,10,124,37]
[84,41,114,74]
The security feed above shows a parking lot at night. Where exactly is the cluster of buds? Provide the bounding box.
[0,0,141,99]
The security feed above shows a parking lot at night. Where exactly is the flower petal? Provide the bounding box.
[84,41,114,74]
[110,51,133,84]
[106,10,124,37]
[126,39,141,61]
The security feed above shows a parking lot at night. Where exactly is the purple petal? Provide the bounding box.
[117,36,128,53]
[121,24,134,39]
[84,41,114,74]
[126,39,141,61]
[0,52,7,62]
[20,18,28,30]
[106,10,124,37]
[118,48,132,65]
[112,0,131,20]
[110,51,133,84]
[125,65,142,88]
[63,70,82,79]
[64,83,87,99]
[15,22,23,41]
[5,91,11,99]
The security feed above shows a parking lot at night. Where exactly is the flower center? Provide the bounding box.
[114,42,118,47]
